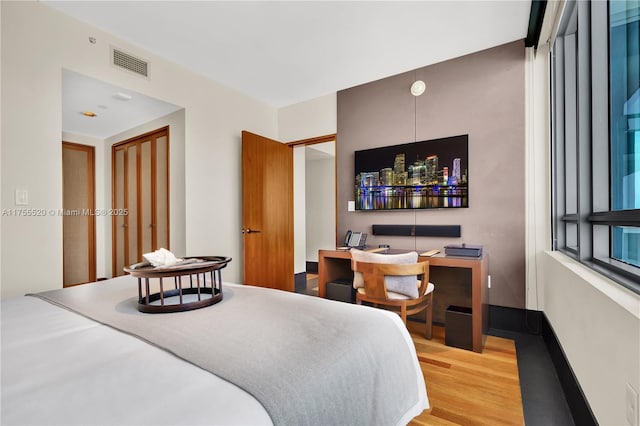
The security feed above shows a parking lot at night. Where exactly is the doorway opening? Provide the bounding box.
[62,142,96,286]
[290,135,337,296]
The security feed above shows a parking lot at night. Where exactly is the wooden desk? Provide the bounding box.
[318,249,489,353]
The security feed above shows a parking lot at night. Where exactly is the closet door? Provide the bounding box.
[113,146,127,275]
[112,128,169,276]
[62,142,96,286]
[140,140,152,255]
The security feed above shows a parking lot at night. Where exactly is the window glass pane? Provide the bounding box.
[610,1,640,211]
[612,226,640,267]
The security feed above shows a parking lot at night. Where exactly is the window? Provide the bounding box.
[610,0,640,268]
[552,0,640,293]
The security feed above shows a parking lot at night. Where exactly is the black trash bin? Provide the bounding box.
[445,305,473,351]
[326,279,355,303]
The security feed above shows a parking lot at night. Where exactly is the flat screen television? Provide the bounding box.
[355,134,468,210]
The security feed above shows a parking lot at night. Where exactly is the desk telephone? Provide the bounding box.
[344,230,367,248]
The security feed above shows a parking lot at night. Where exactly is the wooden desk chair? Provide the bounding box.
[352,260,434,339]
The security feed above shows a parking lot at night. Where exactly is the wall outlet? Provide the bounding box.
[627,383,639,426]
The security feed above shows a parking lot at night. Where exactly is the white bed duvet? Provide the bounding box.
[1,295,272,425]
[1,279,428,425]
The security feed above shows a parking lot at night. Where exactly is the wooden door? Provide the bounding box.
[62,142,96,286]
[112,128,169,276]
[241,131,294,291]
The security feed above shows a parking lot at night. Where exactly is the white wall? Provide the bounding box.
[525,43,552,311]
[278,93,337,143]
[542,252,640,426]
[293,143,338,272]
[293,146,307,274]
[305,154,336,262]
[1,1,277,298]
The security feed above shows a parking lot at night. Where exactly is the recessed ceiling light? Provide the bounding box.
[114,92,133,101]
[82,111,97,117]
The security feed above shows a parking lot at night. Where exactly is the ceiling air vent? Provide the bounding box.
[112,48,149,78]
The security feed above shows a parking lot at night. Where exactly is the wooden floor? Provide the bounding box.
[408,322,525,426]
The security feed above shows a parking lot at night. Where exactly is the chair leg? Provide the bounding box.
[400,304,407,324]
[425,294,433,340]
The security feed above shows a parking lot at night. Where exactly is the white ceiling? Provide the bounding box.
[47,1,532,109]
[62,69,182,139]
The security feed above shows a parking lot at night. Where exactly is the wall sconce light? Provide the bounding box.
[411,80,426,97]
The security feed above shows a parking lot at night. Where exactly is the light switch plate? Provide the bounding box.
[347,201,355,212]
[15,189,28,205]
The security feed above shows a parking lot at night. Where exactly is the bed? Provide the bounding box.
[1,275,429,425]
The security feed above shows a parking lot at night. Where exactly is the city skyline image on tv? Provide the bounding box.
[355,134,469,210]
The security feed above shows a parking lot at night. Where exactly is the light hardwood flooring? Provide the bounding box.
[304,274,319,295]
[408,321,525,426]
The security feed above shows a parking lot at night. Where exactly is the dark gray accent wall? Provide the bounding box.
[337,40,526,309]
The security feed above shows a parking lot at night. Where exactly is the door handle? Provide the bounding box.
[242,228,261,234]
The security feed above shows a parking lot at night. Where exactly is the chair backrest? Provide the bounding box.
[351,260,429,300]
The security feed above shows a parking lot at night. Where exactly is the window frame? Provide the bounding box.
[551,0,640,295]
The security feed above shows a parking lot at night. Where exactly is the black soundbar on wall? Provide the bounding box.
[372,224,461,238]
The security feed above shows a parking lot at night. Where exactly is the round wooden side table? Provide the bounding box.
[124,256,231,313]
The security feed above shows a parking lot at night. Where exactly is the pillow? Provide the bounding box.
[351,249,419,298]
